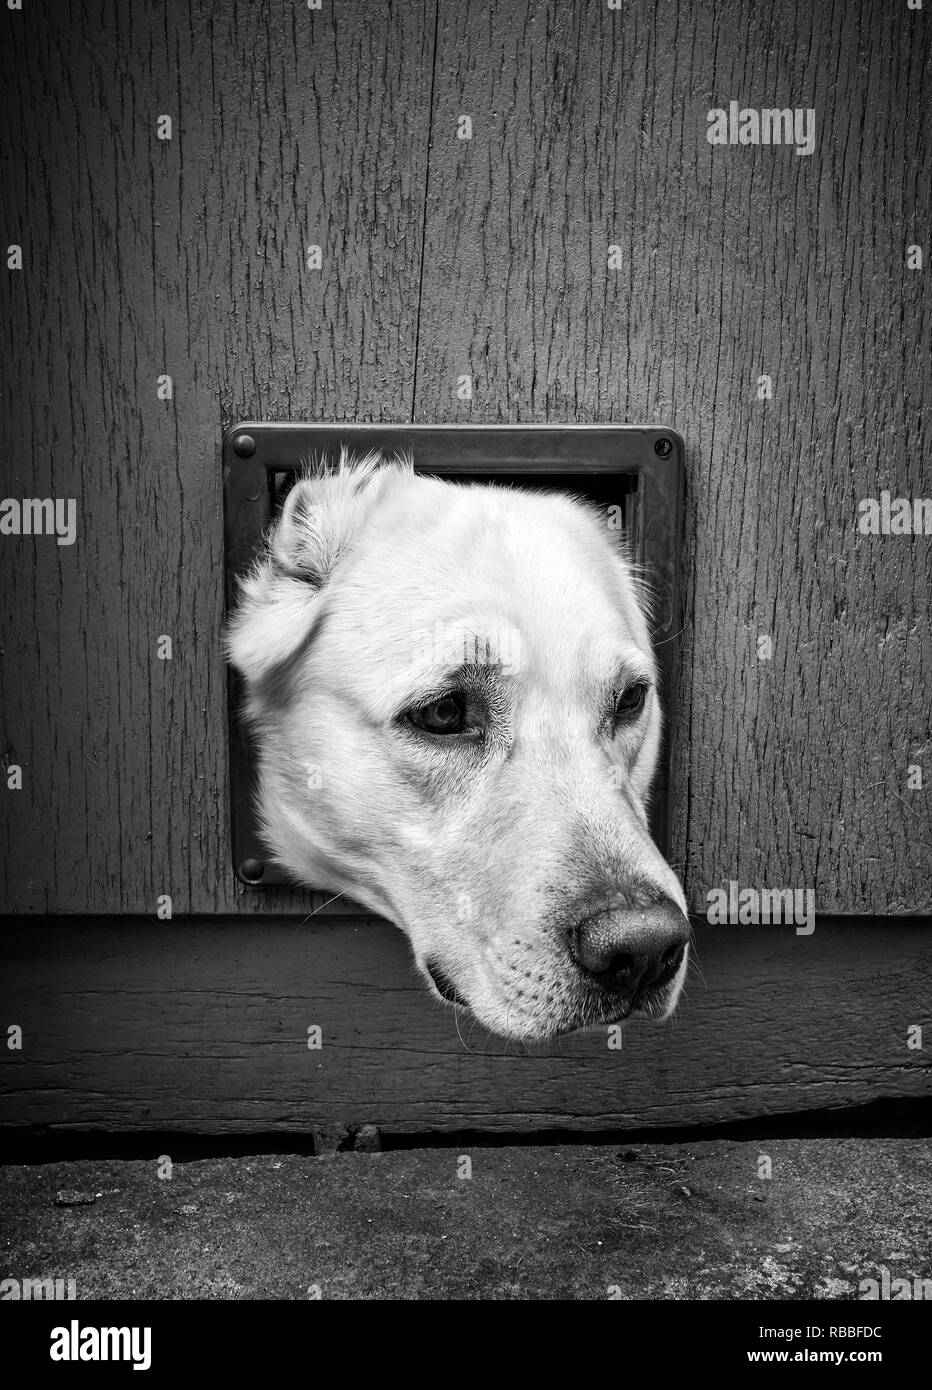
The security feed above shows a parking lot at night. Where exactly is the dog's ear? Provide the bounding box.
[225,452,409,683]
[268,463,382,584]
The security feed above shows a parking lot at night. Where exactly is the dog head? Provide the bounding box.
[226,451,689,1040]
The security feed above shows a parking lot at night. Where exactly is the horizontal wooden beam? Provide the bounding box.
[1,917,930,1134]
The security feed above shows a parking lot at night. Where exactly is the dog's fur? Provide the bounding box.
[226,450,689,1041]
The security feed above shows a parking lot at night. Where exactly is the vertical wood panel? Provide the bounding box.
[412,0,931,913]
[0,0,435,912]
[1,0,929,915]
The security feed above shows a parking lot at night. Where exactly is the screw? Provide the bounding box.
[653,437,673,458]
[233,433,256,457]
[240,858,264,882]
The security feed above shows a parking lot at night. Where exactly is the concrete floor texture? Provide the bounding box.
[1,1137,930,1299]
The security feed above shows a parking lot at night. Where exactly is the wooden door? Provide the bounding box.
[1,0,929,1135]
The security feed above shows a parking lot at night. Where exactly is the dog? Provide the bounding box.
[226,450,690,1041]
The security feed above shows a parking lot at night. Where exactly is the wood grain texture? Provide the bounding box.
[0,0,929,915]
[0,0,435,913]
[1,917,930,1133]
[413,0,932,912]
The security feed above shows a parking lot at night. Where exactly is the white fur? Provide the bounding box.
[226,449,689,1040]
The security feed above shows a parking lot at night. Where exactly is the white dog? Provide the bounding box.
[226,450,690,1041]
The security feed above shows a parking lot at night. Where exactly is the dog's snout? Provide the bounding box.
[568,898,689,997]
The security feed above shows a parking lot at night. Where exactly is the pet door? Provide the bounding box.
[224,424,684,887]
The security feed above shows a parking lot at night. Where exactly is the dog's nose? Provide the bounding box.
[568,898,690,996]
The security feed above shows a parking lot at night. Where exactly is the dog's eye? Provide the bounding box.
[408,694,468,735]
[613,681,648,724]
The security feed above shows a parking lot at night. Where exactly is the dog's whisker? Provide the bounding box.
[452,1001,476,1056]
[651,624,687,648]
[292,891,347,933]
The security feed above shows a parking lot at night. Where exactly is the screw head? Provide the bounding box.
[653,437,673,458]
[233,433,256,457]
[239,858,264,882]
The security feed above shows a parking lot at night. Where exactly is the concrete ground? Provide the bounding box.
[1,1138,929,1299]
